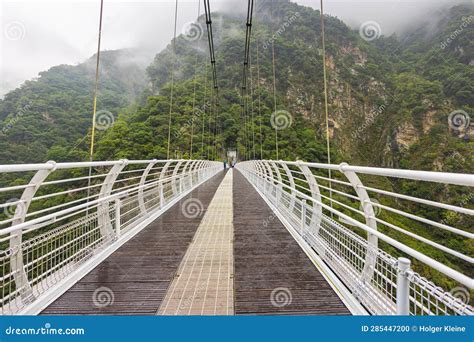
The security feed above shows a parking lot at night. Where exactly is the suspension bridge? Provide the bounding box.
[0,159,472,315]
[0,0,472,316]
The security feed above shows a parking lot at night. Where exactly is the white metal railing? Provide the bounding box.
[237,160,473,316]
[0,159,221,314]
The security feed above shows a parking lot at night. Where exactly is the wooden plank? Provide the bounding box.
[41,171,226,315]
[232,170,350,315]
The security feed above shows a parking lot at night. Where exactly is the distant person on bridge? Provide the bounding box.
[223,159,227,169]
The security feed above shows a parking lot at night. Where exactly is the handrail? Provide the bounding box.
[0,159,184,173]
[0,170,201,236]
[240,163,473,287]
[274,160,474,187]
[236,160,473,316]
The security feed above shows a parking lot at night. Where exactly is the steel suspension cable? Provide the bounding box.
[88,0,104,164]
[241,0,254,160]
[212,88,217,159]
[204,0,219,160]
[255,0,263,159]
[240,47,248,159]
[249,49,256,159]
[189,0,202,159]
[207,84,213,159]
[320,0,334,216]
[86,0,104,208]
[270,0,278,159]
[203,0,218,91]
[212,87,218,160]
[166,0,179,159]
[201,64,208,159]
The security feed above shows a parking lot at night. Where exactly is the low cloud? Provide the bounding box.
[1,0,471,97]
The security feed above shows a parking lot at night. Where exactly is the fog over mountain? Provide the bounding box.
[0,0,470,97]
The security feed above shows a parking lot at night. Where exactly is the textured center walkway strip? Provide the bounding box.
[158,169,234,315]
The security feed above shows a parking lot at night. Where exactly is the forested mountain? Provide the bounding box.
[0,49,147,164]
[1,2,471,170]
[95,1,472,174]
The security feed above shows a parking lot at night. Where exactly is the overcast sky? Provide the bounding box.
[0,0,468,97]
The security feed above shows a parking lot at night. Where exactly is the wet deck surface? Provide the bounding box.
[42,168,349,315]
[232,170,350,315]
[41,171,226,315]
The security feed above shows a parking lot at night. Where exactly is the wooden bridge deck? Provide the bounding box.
[41,169,349,316]
[232,171,350,315]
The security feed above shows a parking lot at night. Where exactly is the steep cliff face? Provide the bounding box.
[100,1,471,173]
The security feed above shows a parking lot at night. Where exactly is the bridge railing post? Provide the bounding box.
[297,161,323,235]
[179,160,191,194]
[158,160,172,208]
[301,199,307,237]
[9,160,57,303]
[254,161,263,191]
[255,161,264,190]
[138,159,158,215]
[254,161,262,191]
[280,162,296,216]
[396,257,411,315]
[192,160,203,184]
[171,160,184,197]
[262,161,275,198]
[97,159,128,241]
[339,162,378,283]
[270,161,283,205]
[260,161,267,191]
[114,198,121,239]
